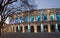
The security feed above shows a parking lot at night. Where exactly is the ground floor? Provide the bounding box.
[1,22,60,33]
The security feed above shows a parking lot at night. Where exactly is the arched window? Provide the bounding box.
[20,17,22,23]
[50,14,54,20]
[24,17,28,22]
[15,18,18,23]
[56,13,60,20]
[30,16,34,22]
[43,15,47,20]
[40,10,47,20]
[36,15,40,21]
[50,10,55,20]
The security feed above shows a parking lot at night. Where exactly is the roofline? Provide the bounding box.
[38,8,60,10]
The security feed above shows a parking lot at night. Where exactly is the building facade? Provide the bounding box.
[2,8,60,33]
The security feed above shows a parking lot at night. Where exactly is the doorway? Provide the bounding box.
[51,25,55,32]
[16,27,18,32]
[25,26,28,32]
[31,26,34,32]
[44,25,48,32]
[20,26,22,32]
[37,26,41,32]
[58,25,60,32]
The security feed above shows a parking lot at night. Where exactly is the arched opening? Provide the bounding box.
[30,16,34,22]
[16,27,18,32]
[20,26,22,32]
[43,15,47,20]
[15,18,18,23]
[51,25,55,32]
[50,10,55,20]
[56,13,60,20]
[19,17,22,23]
[58,25,60,32]
[37,26,41,32]
[36,16,40,22]
[50,15,55,20]
[24,17,28,22]
[31,26,34,32]
[25,26,28,32]
[44,25,48,32]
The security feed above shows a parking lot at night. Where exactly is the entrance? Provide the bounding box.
[58,25,60,32]
[25,26,28,32]
[44,25,48,32]
[16,27,18,32]
[51,25,55,32]
[20,26,22,32]
[37,26,41,32]
[31,26,34,32]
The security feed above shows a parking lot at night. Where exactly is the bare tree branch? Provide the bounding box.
[4,0,17,6]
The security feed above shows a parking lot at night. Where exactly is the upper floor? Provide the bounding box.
[9,8,60,24]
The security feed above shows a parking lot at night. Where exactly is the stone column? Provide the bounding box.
[54,10,57,20]
[28,24,30,32]
[11,25,13,32]
[18,25,20,31]
[34,24,37,33]
[14,25,16,32]
[34,16,36,21]
[41,24,44,32]
[22,24,25,33]
[55,23,58,32]
[48,24,51,32]
[8,27,11,32]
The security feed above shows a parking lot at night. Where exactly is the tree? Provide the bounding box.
[0,0,35,35]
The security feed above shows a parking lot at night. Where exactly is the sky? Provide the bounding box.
[35,0,60,9]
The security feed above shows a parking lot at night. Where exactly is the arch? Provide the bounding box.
[37,26,41,32]
[50,14,54,20]
[40,10,47,20]
[58,25,60,32]
[43,15,47,20]
[24,16,28,22]
[36,15,40,22]
[19,17,22,23]
[16,27,18,32]
[30,16,34,22]
[30,26,34,32]
[50,10,55,20]
[51,25,55,32]
[44,25,48,32]
[56,13,60,20]
[15,18,18,23]
[20,26,23,32]
[25,26,28,32]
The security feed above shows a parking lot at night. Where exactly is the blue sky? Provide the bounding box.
[35,0,60,9]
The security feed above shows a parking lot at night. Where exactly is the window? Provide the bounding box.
[50,15,54,20]
[36,16,40,21]
[24,17,28,22]
[50,10,55,20]
[15,18,18,23]
[30,16,34,22]
[20,17,22,23]
[43,15,47,20]
[56,14,60,20]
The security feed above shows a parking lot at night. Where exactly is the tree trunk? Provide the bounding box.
[0,22,3,35]
[0,27,1,35]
